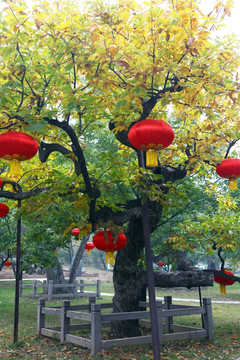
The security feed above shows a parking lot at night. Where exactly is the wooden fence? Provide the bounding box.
[37,295,214,355]
[20,279,101,301]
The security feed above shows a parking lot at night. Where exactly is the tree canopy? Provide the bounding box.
[0,0,240,336]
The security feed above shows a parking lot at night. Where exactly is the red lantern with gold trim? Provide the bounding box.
[0,203,9,217]
[214,270,235,294]
[0,131,38,179]
[128,118,174,167]
[4,259,12,270]
[157,261,164,268]
[93,229,127,265]
[216,158,240,190]
[85,242,95,254]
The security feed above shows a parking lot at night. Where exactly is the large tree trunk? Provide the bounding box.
[111,217,146,337]
[46,257,66,294]
[68,235,89,284]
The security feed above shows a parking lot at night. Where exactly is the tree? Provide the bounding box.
[0,0,240,337]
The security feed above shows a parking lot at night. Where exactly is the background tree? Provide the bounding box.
[0,0,239,337]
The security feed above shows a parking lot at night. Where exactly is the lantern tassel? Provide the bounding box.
[146,149,158,167]
[9,159,21,180]
[88,249,91,254]
[229,178,237,190]
[106,251,115,265]
[220,284,226,294]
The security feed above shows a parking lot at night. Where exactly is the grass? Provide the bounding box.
[0,281,239,359]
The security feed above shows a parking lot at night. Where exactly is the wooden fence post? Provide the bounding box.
[33,280,37,298]
[43,280,47,296]
[37,298,45,334]
[96,280,101,298]
[203,298,214,342]
[60,300,71,343]
[48,280,53,301]
[90,303,102,356]
[156,301,163,345]
[88,296,96,312]
[164,296,173,333]
[74,280,78,298]
[80,279,84,294]
[19,280,22,297]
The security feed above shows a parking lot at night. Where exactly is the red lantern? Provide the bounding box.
[72,228,80,236]
[4,259,12,270]
[85,242,95,254]
[128,118,174,167]
[157,261,164,267]
[0,203,9,217]
[214,270,235,294]
[0,131,38,179]
[0,178,2,188]
[216,158,240,190]
[93,229,127,265]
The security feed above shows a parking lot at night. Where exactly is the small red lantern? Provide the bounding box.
[0,131,38,179]
[0,203,9,217]
[93,229,127,265]
[85,242,95,254]
[72,228,80,236]
[189,245,197,249]
[157,261,164,267]
[216,158,240,190]
[214,270,235,294]
[0,178,2,188]
[128,118,174,167]
[4,259,12,270]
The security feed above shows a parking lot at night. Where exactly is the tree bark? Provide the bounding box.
[68,235,89,284]
[46,257,66,294]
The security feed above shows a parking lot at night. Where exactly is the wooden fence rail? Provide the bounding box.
[37,296,214,356]
[20,279,101,300]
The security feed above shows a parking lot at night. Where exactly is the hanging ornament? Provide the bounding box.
[0,131,38,180]
[93,229,127,265]
[128,118,174,167]
[72,228,80,236]
[216,158,240,190]
[85,242,95,254]
[0,203,9,217]
[4,259,12,270]
[157,261,164,267]
[214,270,235,294]
[0,178,2,188]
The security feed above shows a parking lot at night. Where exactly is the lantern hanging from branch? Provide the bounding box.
[85,242,95,254]
[128,118,174,167]
[93,229,127,265]
[72,228,80,236]
[0,131,38,180]
[214,270,235,294]
[0,178,2,188]
[157,261,164,268]
[0,203,9,217]
[4,259,12,270]
[216,158,240,190]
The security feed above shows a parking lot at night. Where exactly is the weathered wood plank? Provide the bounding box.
[163,308,205,317]
[42,308,61,316]
[162,329,207,342]
[102,311,150,322]
[66,310,91,322]
[102,335,152,349]
[170,324,203,332]
[41,328,61,339]
[66,334,91,348]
